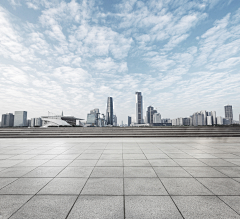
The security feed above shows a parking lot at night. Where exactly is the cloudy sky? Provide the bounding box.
[0,0,240,123]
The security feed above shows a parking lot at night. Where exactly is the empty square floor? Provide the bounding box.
[0,137,240,219]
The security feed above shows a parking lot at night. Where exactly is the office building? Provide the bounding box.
[135,92,143,124]
[212,111,216,125]
[106,97,113,125]
[201,110,207,125]
[1,113,14,127]
[217,116,223,125]
[146,106,157,124]
[128,116,132,126]
[14,111,27,127]
[35,118,42,127]
[207,116,212,126]
[31,118,35,127]
[183,118,190,126]
[192,112,204,126]
[224,105,233,124]
[87,109,100,125]
[153,113,161,123]
[113,115,117,126]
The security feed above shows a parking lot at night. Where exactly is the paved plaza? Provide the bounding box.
[0,137,240,218]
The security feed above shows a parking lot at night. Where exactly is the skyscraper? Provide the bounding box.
[128,116,132,126]
[153,113,161,123]
[14,111,27,127]
[224,105,233,124]
[146,106,157,124]
[1,113,14,127]
[106,97,113,125]
[135,92,143,124]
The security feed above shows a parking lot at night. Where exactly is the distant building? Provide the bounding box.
[14,111,27,127]
[192,112,204,126]
[224,105,233,124]
[223,118,231,125]
[128,116,132,126]
[27,119,31,127]
[31,118,35,127]
[207,116,212,126]
[201,110,207,125]
[212,111,216,125]
[1,113,14,127]
[217,116,223,125]
[135,92,143,124]
[106,97,113,125]
[35,118,42,127]
[87,109,99,126]
[113,115,117,126]
[183,118,190,126]
[153,113,161,123]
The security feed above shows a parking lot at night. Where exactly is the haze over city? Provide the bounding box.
[0,0,240,123]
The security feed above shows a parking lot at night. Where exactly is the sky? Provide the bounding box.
[0,0,240,124]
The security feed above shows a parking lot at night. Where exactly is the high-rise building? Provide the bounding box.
[113,115,117,126]
[146,106,157,124]
[135,92,143,124]
[217,116,223,125]
[87,109,100,125]
[14,111,27,127]
[211,111,216,125]
[31,118,35,127]
[153,113,161,123]
[192,112,204,126]
[207,116,212,125]
[1,113,14,127]
[224,105,233,124]
[128,116,132,126]
[201,110,207,125]
[35,118,42,127]
[106,97,113,125]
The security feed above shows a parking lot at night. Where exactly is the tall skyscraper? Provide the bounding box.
[14,111,27,127]
[135,92,143,124]
[128,116,132,126]
[146,106,157,124]
[106,97,113,125]
[113,115,117,126]
[1,113,14,127]
[153,113,161,123]
[224,105,233,124]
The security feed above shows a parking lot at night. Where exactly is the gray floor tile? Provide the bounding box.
[23,167,64,177]
[124,178,168,195]
[167,153,193,158]
[38,178,87,195]
[18,160,48,167]
[81,178,123,195]
[161,178,213,195]
[199,158,236,166]
[123,154,146,159]
[144,154,169,159]
[197,178,240,195]
[0,178,17,189]
[100,154,123,160]
[124,160,151,167]
[0,167,35,177]
[0,178,51,194]
[124,167,157,177]
[149,159,179,166]
[183,167,227,177]
[219,196,240,215]
[10,195,77,219]
[41,160,72,167]
[173,196,240,219]
[77,154,101,159]
[96,160,123,166]
[57,167,93,177]
[125,196,183,219]
[0,195,32,219]
[67,196,124,219]
[214,167,240,177]
[69,159,97,166]
[154,167,192,177]
[173,159,207,166]
[90,167,123,177]
[0,160,24,168]
[225,159,240,166]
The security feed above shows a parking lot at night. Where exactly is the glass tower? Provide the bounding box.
[224,105,233,124]
[135,92,143,124]
[106,97,113,125]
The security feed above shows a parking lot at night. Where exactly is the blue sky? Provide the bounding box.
[0,0,240,123]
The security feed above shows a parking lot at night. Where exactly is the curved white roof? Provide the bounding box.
[42,118,71,127]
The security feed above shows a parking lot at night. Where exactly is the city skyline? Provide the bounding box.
[0,0,240,123]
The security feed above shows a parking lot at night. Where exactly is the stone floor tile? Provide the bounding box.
[144,154,169,159]
[148,159,179,166]
[0,195,32,219]
[197,178,240,195]
[173,159,207,166]
[154,167,192,177]
[214,167,240,177]
[77,154,101,160]
[100,154,123,160]
[123,160,151,167]
[219,196,240,215]
[123,154,146,160]
[124,167,157,177]
[0,160,24,168]
[10,195,77,219]
[161,178,213,195]
[38,178,87,195]
[124,178,168,195]
[183,166,227,177]
[67,196,124,219]
[90,167,123,177]
[96,160,123,166]
[125,196,183,219]
[167,153,194,159]
[69,159,97,166]
[41,160,72,167]
[23,167,64,177]
[173,196,240,219]
[57,167,93,177]
[199,158,236,166]
[18,160,48,167]
[0,178,51,194]
[0,167,35,177]
[81,178,123,195]
[0,178,17,189]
